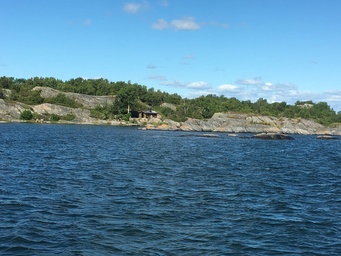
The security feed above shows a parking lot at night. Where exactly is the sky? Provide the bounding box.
[1,0,341,111]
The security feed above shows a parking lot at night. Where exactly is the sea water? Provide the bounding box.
[1,123,340,255]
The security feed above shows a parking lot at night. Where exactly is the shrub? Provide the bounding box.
[50,113,60,122]
[20,109,33,120]
[62,113,76,121]
[90,109,106,119]
[122,113,131,121]
[18,89,44,105]
[46,93,82,108]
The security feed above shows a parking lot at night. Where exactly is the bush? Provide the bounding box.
[62,113,76,121]
[169,115,187,122]
[122,113,131,121]
[46,93,82,108]
[20,109,33,120]
[90,109,106,120]
[18,89,44,105]
[50,113,60,122]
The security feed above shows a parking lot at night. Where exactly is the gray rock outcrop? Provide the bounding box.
[32,87,115,109]
[152,113,341,135]
[32,103,95,123]
[0,99,26,121]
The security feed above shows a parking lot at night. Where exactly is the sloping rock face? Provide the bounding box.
[0,99,26,121]
[32,103,94,123]
[153,113,341,135]
[0,87,116,123]
[160,103,177,111]
[32,87,115,109]
[31,103,123,125]
[176,113,283,133]
[316,123,341,136]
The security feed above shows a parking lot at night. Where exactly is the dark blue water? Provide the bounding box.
[1,123,340,255]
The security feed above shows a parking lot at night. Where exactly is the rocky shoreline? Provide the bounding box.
[144,113,341,136]
[1,87,341,136]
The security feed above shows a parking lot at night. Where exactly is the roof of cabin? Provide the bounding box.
[140,110,157,114]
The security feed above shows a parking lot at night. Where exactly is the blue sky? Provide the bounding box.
[1,0,341,111]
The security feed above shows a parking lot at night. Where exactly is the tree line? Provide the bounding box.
[1,76,340,125]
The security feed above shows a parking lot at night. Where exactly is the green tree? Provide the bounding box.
[114,83,139,114]
[18,89,44,105]
[253,98,269,114]
[0,76,14,89]
[224,97,243,112]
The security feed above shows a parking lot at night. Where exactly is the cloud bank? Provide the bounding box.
[147,74,341,111]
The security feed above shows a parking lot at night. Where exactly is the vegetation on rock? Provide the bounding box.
[20,109,33,120]
[50,114,60,122]
[1,76,341,126]
[61,113,76,121]
[45,93,82,108]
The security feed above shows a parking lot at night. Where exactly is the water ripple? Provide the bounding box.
[1,124,341,255]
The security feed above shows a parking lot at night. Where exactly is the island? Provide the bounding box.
[1,76,341,136]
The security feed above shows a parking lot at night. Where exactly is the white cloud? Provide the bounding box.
[161,80,187,88]
[154,74,341,111]
[152,19,169,30]
[153,17,200,30]
[262,82,273,91]
[187,81,211,89]
[319,90,341,111]
[160,80,212,90]
[123,3,141,14]
[123,1,149,14]
[152,17,229,31]
[324,91,341,101]
[288,89,299,96]
[217,84,238,92]
[170,17,200,30]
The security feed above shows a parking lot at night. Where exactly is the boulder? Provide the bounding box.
[316,135,340,140]
[252,133,295,140]
[160,103,177,111]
